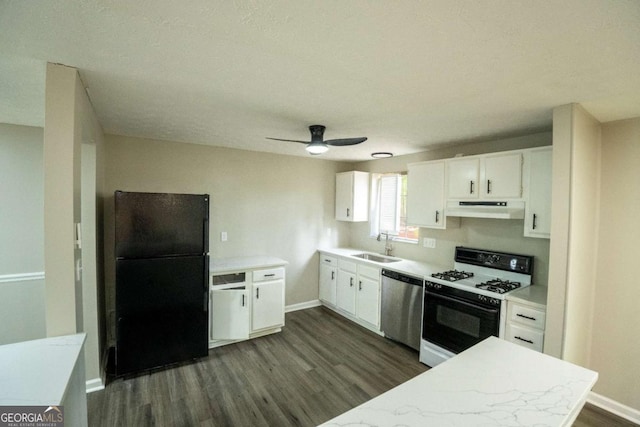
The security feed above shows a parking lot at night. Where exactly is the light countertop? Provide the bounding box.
[507,285,548,309]
[318,247,449,278]
[0,333,86,405]
[210,255,288,275]
[320,336,597,427]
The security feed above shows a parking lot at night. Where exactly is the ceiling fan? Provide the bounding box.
[267,125,367,155]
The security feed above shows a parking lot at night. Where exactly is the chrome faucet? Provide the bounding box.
[377,232,393,256]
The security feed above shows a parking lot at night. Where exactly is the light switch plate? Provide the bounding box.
[221,231,228,242]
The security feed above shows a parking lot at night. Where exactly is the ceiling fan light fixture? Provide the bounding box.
[306,141,329,155]
[371,152,393,158]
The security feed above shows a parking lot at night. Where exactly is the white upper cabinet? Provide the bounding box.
[447,152,523,200]
[524,147,553,238]
[447,157,480,199]
[407,160,447,229]
[480,152,523,199]
[336,171,369,222]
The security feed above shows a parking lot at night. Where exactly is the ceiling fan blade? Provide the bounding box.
[266,137,310,144]
[325,137,367,146]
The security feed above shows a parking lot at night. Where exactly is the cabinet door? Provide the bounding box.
[356,275,380,327]
[447,158,480,199]
[210,288,250,340]
[481,153,522,198]
[336,270,357,315]
[335,172,369,221]
[407,161,445,228]
[252,280,285,332]
[319,263,337,305]
[525,148,552,238]
[335,172,353,221]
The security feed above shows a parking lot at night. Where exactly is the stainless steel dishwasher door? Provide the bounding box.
[380,269,424,351]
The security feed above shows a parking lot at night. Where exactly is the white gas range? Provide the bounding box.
[420,246,534,367]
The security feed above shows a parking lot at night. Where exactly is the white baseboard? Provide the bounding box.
[588,391,640,424]
[86,377,104,393]
[285,300,322,313]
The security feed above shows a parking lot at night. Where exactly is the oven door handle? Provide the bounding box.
[425,290,500,315]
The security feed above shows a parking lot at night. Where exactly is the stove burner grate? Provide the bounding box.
[431,270,474,282]
[475,279,521,294]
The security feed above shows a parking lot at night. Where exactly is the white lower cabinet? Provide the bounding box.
[337,259,357,315]
[356,265,381,328]
[505,301,546,352]
[318,255,338,305]
[209,263,285,348]
[251,268,285,332]
[210,286,250,340]
[323,253,381,333]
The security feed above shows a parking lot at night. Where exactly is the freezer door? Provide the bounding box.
[115,255,208,375]
[115,191,209,258]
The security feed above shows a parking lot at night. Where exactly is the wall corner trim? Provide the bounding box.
[285,300,322,313]
[588,391,640,424]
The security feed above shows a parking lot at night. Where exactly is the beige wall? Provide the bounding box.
[43,63,105,385]
[563,105,601,367]
[590,117,640,409]
[351,132,552,283]
[43,63,83,335]
[0,123,46,344]
[102,134,351,344]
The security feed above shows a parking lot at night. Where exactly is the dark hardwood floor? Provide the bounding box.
[88,307,637,426]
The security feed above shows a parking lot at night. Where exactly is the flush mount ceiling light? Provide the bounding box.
[371,152,393,159]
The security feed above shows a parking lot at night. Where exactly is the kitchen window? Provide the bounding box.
[370,173,419,243]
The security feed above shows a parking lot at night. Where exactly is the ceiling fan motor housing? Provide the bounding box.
[309,125,326,142]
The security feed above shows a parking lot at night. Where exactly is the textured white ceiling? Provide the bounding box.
[1,1,639,161]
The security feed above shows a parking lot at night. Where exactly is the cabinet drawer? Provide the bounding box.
[510,304,546,330]
[252,267,285,282]
[338,259,357,273]
[358,264,380,280]
[507,324,544,352]
[320,255,338,266]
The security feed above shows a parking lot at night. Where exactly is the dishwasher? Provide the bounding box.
[380,269,424,351]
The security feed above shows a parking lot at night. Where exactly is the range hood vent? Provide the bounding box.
[445,201,525,219]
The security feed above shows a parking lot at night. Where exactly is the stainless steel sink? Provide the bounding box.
[351,253,401,263]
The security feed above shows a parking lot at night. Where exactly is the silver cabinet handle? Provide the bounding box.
[264,273,275,277]
[470,180,475,194]
[487,179,492,194]
[256,288,260,299]
[349,277,353,287]
[435,210,439,223]
[242,294,245,307]
[358,281,362,291]
[532,214,538,230]
[331,271,335,280]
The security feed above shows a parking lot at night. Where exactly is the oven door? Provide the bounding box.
[422,289,500,354]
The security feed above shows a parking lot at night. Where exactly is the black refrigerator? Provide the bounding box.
[114,191,209,376]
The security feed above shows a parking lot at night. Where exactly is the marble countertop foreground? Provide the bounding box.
[0,333,86,405]
[320,337,597,427]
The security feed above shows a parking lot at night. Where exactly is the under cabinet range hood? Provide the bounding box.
[445,200,525,219]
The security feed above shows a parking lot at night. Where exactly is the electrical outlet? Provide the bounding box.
[423,238,436,248]
[221,231,228,242]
